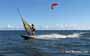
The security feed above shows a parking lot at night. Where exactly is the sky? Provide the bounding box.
[0,0,90,30]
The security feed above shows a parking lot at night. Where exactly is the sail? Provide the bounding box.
[17,8,31,35]
[22,17,31,35]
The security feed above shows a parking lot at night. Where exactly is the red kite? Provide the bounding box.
[51,2,59,10]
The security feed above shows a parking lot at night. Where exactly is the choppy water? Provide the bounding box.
[0,30,90,56]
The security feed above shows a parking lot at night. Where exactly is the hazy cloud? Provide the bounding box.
[0,24,90,30]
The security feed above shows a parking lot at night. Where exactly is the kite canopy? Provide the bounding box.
[51,2,59,10]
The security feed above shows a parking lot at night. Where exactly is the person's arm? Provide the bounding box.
[34,28,36,31]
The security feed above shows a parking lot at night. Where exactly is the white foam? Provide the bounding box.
[66,33,81,38]
[37,34,66,39]
[35,32,87,39]
[65,50,89,54]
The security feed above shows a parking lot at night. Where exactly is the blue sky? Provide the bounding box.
[0,0,90,30]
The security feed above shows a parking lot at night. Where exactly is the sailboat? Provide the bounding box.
[21,18,36,40]
[17,8,35,40]
[17,9,65,40]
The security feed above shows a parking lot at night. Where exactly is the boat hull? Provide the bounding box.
[21,35,35,40]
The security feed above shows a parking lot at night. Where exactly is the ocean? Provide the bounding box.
[0,30,90,56]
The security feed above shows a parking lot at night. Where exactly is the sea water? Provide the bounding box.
[0,30,90,56]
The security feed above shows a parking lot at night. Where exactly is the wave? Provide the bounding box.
[36,32,87,39]
[65,50,89,54]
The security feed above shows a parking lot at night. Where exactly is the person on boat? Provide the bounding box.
[30,24,36,36]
